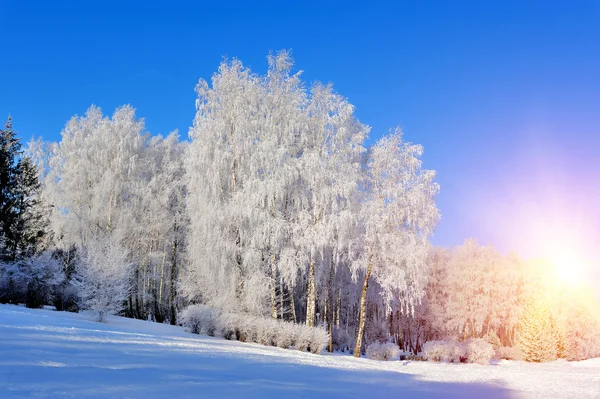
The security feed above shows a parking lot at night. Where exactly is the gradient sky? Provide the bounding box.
[1,1,599,286]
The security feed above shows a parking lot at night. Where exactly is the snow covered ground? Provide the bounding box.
[1,305,598,399]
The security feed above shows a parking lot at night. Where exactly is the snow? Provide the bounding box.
[1,305,599,399]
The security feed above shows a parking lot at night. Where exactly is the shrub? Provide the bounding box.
[52,281,79,312]
[423,339,495,364]
[273,321,294,349]
[422,340,466,363]
[0,253,64,308]
[293,323,313,352]
[178,305,330,354]
[332,327,353,352]
[217,312,237,340]
[237,314,257,343]
[483,331,502,350]
[255,316,277,346]
[495,346,522,361]
[178,304,219,335]
[465,338,494,364]
[366,342,401,361]
[308,326,329,354]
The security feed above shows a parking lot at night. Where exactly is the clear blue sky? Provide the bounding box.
[1,1,599,282]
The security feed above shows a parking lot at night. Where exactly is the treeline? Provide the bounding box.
[395,240,600,361]
[1,51,598,361]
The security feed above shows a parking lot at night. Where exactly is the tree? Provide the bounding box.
[296,82,366,327]
[518,295,558,362]
[354,130,439,357]
[184,57,269,314]
[445,240,497,340]
[0,116,22,260]
[560,288,600,361]
[0,117,50,261]
[10,156,50,258]
[75,232,133,322]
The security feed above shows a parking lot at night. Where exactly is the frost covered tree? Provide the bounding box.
[518,295,558,362]
[184,57,269,314]
[559,288,600,361]
[44,106,147,246]
[133,132,187,323]
[445,240,497,340]
[42,105,186,320]
[244,51,306,319]
[296,82,366,327]
[75,233,133,321]
[353,130,439,357]
[184,51,367,325]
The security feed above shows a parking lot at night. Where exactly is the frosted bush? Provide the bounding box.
[0,253,64,308]
[495,346,522,361]
[309,326,329,354]
[273,321,295,349]
[237,314,258,343]
[332,327,353,352]
[483,331,502,350]
[217,312,238,340]
[423,339,494,364]
[255,317,277,346]
[178,304,219,335]
[178,305,330,354]
[465,338,494,364]
[422,340,466,363]
[564,334,600,361]
[294,323,313,352]
[366,342,401,361]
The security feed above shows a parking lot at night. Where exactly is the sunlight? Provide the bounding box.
[548,248,588,286]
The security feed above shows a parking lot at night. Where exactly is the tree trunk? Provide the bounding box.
[158,244,167,309]
[354,258,373,357]
[306,255,316,327]
[328,252,335,352]
[270,253,278,319]
[290,285,297,323]
[335,288,341,327]
[169,234,178,325]
[279,276,284,320]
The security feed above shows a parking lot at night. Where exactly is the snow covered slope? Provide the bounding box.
[0,304,598,398]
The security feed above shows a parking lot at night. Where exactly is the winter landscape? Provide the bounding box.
[3,305,600,399]
[2,2,600,399]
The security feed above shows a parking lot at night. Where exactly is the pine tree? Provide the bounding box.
[0,117,49,260]
[0,116,22,260]
[11,156,50,258]
[518,296,558,362]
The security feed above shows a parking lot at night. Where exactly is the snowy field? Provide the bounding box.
[0,305,598,399]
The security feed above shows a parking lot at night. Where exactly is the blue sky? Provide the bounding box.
[1,1,599,282]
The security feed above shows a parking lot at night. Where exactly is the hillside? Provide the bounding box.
[0,305,598,399]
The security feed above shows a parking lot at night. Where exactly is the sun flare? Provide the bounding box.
[548,248,587,286]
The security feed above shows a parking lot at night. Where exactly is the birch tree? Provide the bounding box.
[353,129,439,357]
[75,232,133,322]
[297,83,367,326]
[184,58,269,313]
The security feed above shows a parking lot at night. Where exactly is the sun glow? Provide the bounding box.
[547,248,589,286]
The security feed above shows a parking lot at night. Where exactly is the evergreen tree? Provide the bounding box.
[518,296,558,362]
[11,156,50,258]
[0,117,49,260]
[0,116,22,260]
